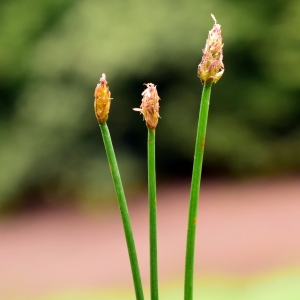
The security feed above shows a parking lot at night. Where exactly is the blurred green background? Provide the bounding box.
[1,0,300,211]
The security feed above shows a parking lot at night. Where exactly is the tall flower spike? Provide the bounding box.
[198,14,224,84]
[133,83,160,129]
[94,73,112,123]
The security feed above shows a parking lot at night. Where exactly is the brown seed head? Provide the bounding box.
[198,14,224,84]
[133,83,160,129]
[94,74,112,123]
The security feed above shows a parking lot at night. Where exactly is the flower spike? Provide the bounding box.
[94,73,112,123]
[133,83,160,129]
[197,14,224,84]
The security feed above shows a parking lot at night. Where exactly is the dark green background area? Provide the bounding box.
[1,0,299,210]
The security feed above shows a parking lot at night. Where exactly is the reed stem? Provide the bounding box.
[99,121,144,300]
[184,82,212,300]
[148,128,159,300]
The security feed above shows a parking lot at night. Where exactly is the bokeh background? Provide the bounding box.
[0,0,300,299]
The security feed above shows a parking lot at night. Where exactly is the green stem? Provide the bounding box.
[148,128,159,300]
[184,82,212,300]
[99,121,144,300]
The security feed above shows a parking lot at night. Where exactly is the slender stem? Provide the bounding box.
[148,128,159,300]
[184,82,212,300]
[99,121,144,300]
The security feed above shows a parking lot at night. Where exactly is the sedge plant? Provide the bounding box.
[94,13,224,300]
[94,74,144,300]
[184,14,224,300]
[134,84,161,300]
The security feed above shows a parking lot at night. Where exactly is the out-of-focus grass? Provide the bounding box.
[26,268,300,300]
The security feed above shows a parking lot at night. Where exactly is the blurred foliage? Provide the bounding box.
[0,0,300,210]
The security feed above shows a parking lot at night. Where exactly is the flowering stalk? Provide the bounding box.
[184,15,224,300]
[95,74,144,300]
[134,83,160,300]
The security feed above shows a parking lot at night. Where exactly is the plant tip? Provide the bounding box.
[197,14,224,84]
[211,13,217,24]
[133,83,160,129]
[94,73,112,123]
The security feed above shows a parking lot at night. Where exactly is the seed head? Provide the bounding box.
[133,83,160,129]
[198,14,224,84]
[94,74,112,123]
